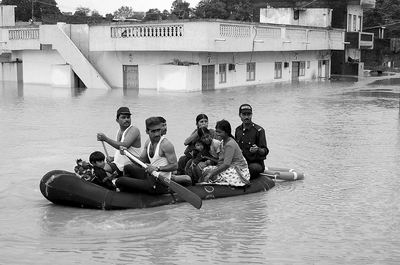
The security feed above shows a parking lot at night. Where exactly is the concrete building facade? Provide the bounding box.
[0,4,347,91]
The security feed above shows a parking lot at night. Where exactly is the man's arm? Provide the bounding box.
[159,139,178,172]
[256,128,269,157]
[139,139,150,163]
[98,127,140,150]
[184,129,198,146]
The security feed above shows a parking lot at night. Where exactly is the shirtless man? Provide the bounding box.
[97,106,141,175]
[116,116,178,194]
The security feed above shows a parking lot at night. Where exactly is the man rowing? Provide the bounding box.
[116,116,178,194]
[97,106,141,176]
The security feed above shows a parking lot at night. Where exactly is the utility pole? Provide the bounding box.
[31,0,34,22]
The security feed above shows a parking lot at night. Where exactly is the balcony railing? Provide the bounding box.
[220,24,251,38]
[9,28,39,40]
[110,24,184,38]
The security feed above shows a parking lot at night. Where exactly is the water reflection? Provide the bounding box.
[123,87,139,97]
[70,86,87,97]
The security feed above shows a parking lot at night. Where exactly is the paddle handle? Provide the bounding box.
[122,149,160,179]
[101,141,110,158]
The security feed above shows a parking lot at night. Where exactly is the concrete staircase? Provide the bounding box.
[40,23,111,89]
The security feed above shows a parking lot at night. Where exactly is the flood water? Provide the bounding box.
[1,75,400,264]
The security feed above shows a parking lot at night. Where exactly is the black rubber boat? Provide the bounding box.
[40,170,275,210]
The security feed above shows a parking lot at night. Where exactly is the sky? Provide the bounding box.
[56,0,201,15]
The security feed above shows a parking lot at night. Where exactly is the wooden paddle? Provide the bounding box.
[101,141,110,159]
[122,149,202,209]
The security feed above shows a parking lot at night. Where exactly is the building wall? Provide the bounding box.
[63,24,90,58]
[260,8,332,28]
[0,5,16,27]
[347,5,363,32]
[10,48,330,91]
[20,50,66,84]
[89,51,202,89]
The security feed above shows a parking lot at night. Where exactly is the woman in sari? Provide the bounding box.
[202,119,250,187]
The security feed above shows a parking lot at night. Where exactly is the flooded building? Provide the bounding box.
[362,25,400,72]
[0,3,354,91]
[254,0,375,77]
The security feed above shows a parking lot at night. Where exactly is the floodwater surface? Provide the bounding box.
[0,75,399,265]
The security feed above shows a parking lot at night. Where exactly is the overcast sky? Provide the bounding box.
[56,0,201,15]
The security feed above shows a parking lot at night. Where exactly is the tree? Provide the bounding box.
[364,0,400,37]
[91,10,102,17]
[194,0,253,21]
[37,0,61,18]
[194,0,229,19]
[225,0,253,21]
[113,6,135,20]
[2,0,61,22]
[170,0,192,19]
[161,9,170,20]
[74,7,91,16]
[143,8,162,21]
[105,13,114,21]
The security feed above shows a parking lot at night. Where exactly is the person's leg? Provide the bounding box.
[118,164,170,194]
[123,164,147,179]
[248,163,264,179]
[191,164,202,184]
[115,176,153,193]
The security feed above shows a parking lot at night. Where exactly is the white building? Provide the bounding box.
[0,5,346,91]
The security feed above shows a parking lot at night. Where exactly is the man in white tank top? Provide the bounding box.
[97,107,141,175]
[116,117,178,194]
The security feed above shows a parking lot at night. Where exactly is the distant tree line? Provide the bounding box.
[0,0,255,24]
[364,0,400,37]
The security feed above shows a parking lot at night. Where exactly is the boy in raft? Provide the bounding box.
[88,151,117,191]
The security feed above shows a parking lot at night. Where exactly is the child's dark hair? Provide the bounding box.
[197,127,211,151]
[89,151,105,164]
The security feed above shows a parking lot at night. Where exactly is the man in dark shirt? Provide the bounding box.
[235,104,269,179]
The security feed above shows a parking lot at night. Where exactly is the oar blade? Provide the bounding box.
[157,174,202,209]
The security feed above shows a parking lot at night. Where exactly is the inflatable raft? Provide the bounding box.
[40,170,276,210]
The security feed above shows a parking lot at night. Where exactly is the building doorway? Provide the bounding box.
[123,65,139,90]
[202,65,215,91]
[318,60,329,78]
[292,61,300,81]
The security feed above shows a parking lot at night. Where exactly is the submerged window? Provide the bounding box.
[274,62,282,79]
[246,62,255,81]
[219,64,226,83]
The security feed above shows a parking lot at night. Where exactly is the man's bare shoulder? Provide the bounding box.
[160,138,175,151]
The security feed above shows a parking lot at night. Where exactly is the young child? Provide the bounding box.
[89,151,117,191]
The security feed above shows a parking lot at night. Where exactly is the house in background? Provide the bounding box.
[253,0,375,76]
[362,25,400,72]
[0,4,345,91]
